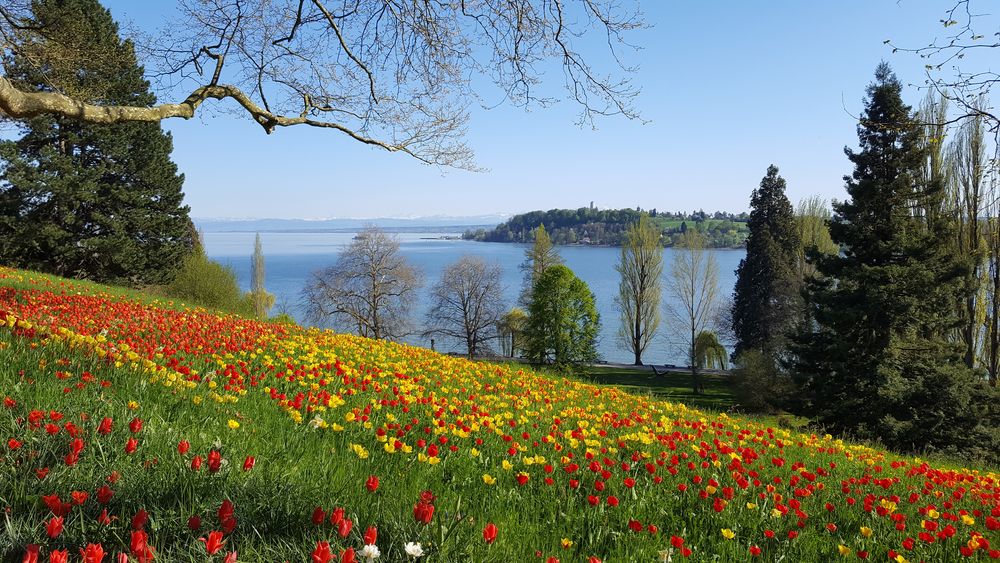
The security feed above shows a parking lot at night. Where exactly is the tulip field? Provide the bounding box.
[0,266,998,562]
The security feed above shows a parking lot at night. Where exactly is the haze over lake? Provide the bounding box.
[204,229,744,365]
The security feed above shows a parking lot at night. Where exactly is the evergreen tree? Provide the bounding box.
[0,0,193,286]
[793,63,999,460]
[525,265,599,368]
[731,165,800,357]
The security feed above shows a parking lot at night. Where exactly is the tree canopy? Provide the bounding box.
[792,63,999,459]
[525,264,599,367]
[0,0,643,168]
[731,165,800,358]
[0,0,193,286]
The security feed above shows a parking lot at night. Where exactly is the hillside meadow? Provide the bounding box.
[0,267,998,562]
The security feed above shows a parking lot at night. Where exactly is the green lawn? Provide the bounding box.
[579,366,736,411]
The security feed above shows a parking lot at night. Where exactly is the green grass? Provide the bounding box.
[2,267,998,562]
[580,366,736,411]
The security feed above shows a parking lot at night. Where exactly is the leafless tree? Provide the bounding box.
[0,0,643,168]
[888,1,1000,147]
[303,225,421,340]
[665,229,720,394]
[615,214,662,366]
[424,255,505,357]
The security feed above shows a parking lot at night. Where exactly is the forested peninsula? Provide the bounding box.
[463,207,750,247]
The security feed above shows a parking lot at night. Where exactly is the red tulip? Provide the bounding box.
[187,515,202,530]
[221,516,237,534]
[191,455,203,471]
[48,550,69,563]
[96,485,114,504]
[311,507,326,526]
[207,450,222,473]
[338,518,353,538]
[749,545,762,557]
[218,499,235,523]
[22,544,39,563]
[329,507,344,526]
[46,516,64,539]
[312,541,333,563]
[129,417,143,434]
[124,437,138,454]
[8,438,23,450]
[97,509,112,526]
[223,552,237,563]
[79,544,105,563]
[199,531,225,555]
[341,548,356,563]
[242,455,255,471]
[413,501,434,524]
[130,531,155,562]
[483,522,498,544]
[363,526,377,545]
[177,440,190,454]
[97,417,113,435]
[365,475,379,492]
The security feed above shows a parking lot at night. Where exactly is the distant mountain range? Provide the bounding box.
[194,215,509,233]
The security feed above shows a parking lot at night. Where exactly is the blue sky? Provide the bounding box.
[100,1,995,219]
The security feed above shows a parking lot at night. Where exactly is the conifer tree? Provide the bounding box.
[0,0,192,286]
[793,63,999,460]
[731,165,800,358]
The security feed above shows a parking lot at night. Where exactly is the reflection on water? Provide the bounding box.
[203,231,744,365]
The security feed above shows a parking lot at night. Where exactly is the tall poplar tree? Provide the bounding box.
[249,233,275,319]
[731,165,800,358]
[0,0,192,286]
[793,63,998,459]
[615,214,663,365]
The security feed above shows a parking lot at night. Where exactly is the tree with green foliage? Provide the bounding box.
[249,234,275,320]
[498,307,529,358]
[525,265,599,367]
[694,331,727,370]
[519,224,563,306]
[731,165,800,358]
[793,63,999,460]
[794,196,838,278]
[615,214,663,365]
[167,251,253,316]
[666,230,720,394]
[0,0,192,287]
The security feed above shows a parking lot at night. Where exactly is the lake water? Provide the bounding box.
[203,230,744,365]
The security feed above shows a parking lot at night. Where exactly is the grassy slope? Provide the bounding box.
[1,267,998,562]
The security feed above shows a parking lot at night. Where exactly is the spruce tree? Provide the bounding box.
[731,165,800,358]
[793,63,999,460]
[0,0,193,286]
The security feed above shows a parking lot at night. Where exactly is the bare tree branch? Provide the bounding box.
[0,0,644,169]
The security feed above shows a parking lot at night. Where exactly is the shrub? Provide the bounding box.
[732,350,796,413]
[165,252,253,316]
